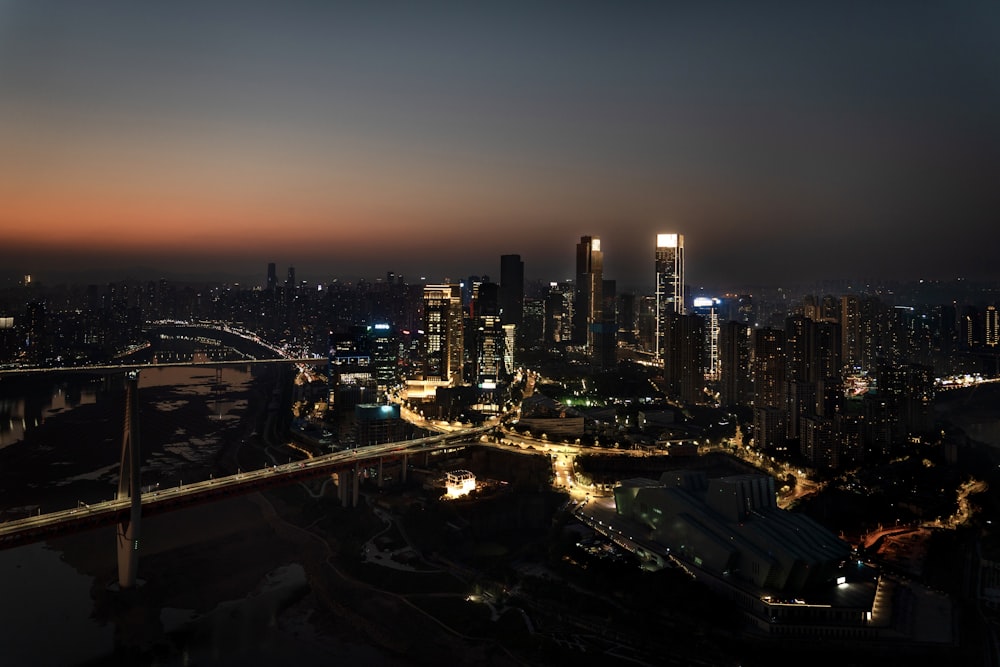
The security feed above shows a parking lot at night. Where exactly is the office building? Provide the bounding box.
[573,235,603,353]
[499,254,524,344]
[593,278,618,370]
[328,326,376,415]
[422,284,464,385]
[355,403,407,447]
[367,323,398,395]
[545,281,574,345]
[473,282,503,389]
[691,297,721,381]
[655,233,685,358]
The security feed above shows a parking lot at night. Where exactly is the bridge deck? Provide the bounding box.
[0,425,495,549]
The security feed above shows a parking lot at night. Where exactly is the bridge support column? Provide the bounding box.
[401,454,407,483]
[336,470,360,508]
[116,371,142,589]
[377,457,384,488]
[352,463,360,507]
[336,471,348,506]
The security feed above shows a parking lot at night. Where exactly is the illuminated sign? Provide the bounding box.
[692,297,720,308]
[591,238,601,252]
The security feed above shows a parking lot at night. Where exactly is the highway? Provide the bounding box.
[0,423,497,549]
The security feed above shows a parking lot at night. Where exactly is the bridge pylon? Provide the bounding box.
[116,371,142,589]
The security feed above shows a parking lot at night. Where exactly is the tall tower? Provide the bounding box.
[691,297,721,381]
[840,295,861,371]
[655,233,685,359]
[986,305,998,348]
[574,236,603,352]
[719,320,752,407]
[752,327,787,452]
[499,254,524,344]
[266,262,277,293]
[423,284,464,385]
[752,327,786,410]
[473,282,503,389]
[663,312,705,404]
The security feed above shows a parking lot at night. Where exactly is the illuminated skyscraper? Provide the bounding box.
[423,284,464,385]
[367,323,398,394]
[987,305,999,348]
[691,297,721,381]
[655,233,684,359]
[472,282,503,389]
[840,295,861,370]
[545,281,574,344]
[574,235,603,353]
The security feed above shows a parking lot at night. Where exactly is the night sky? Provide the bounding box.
[1,1,998,291]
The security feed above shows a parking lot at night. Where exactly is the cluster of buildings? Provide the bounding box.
[2,238,999,468]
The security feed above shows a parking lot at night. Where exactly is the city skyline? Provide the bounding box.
[2,2,999,290]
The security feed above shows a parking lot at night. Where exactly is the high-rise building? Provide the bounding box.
[784,315,815,384]
[422,284,464,385]
[574,236,603,353]
[24,301,47,363]
[472,282,503,389]
[367,323,398,395]
[266,262,276,293]
[521,297,544,349]
[986,305,999,348]
[499,254,524,344]
[0,310,15,364]
[813,320,842,384]
[618,292,638,346]
[593,278,617,370]
[840,295,861,371]
[655,233,685,359]
[502,324,516,381]
[719,321,752,407]
[544,281,574,345]
[691,297,721,381]
[801,415,835,468]
[663,312,704,404]
[752,328,785,410]
[328,326,376,415]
